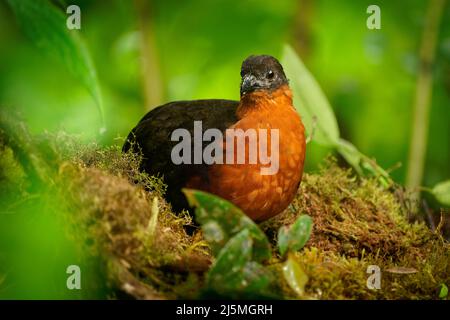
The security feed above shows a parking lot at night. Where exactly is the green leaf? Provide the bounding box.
[239,262,272,294]
[282,44,391,185]
[183,189,271,262]
[432,180,450,207]
[7,0,105,132]
[206,230,272,298]
[277,228,289,257]
[337,139,391,187]
[207,229,252,282]
[282,44,339,146]
[277,214,312,256]
[282,253,308,297]
[439,283,448,299]
[336,139,363,175]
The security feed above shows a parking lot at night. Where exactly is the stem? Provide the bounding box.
[406,0,446,197]
[134,0,164,110]
[422,199,436,231]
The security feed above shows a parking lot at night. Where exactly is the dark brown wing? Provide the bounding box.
[123,99,239,212]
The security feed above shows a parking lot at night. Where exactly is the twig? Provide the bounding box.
[305,115,317,144]
[422,199,436,231]
[108,257,166,300]
[385,162,402,174]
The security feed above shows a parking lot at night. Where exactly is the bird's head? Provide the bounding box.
[240,55,288,97]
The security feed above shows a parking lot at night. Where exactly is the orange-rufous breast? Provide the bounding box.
[207,85,306,221]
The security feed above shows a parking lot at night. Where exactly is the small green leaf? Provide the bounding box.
[7,0,105,131]
[206,230,272,298]
[277,215,312,256]
[439,283,448,299]
[183,189,271,262]
[282,254,308,297]
[282,44,340,146]
[277,227,290,257]
[432,180,450,207]
[207,229,252,282]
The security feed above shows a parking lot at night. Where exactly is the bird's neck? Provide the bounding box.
[236,85,294,119]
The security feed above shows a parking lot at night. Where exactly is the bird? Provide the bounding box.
[123,55,306,222]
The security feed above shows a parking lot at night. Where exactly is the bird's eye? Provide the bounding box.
[266,70,274,79]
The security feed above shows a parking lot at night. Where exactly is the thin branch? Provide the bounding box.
[305,115,317,144]
[422,199,436,231]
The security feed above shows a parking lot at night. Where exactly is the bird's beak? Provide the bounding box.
[240,74,257,96]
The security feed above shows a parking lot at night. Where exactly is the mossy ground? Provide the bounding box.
[262,161,449,299]
[0,117,448,300]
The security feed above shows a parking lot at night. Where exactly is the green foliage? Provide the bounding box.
[184,188,314,298]
[282,44,391,186]
[439,283,448,299]
[1,1,448,300]
[277,214,312,257]
[276,213,312,298]
[1,0,448,185]
[6,0,104,131]
[281,254,308,297]
[431,180,450,207]
[183,189,271,262]
[282,44,339,146]
[337,138,391,187]
[184,189,276,298]
[205,229,273,298]
[1,116,448,299]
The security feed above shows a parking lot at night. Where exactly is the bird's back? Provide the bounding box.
[123,99,239,211]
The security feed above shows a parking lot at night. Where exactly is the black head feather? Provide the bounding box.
[240,55,288,96]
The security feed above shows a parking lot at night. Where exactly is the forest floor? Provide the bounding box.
[0,114,449,299]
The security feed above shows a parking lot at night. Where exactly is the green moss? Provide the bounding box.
[262,159,449,299]
[0,117,448,300]
[0,144,27,201]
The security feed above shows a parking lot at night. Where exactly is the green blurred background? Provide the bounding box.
[0,0,449,299]
[0,0,449,184]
